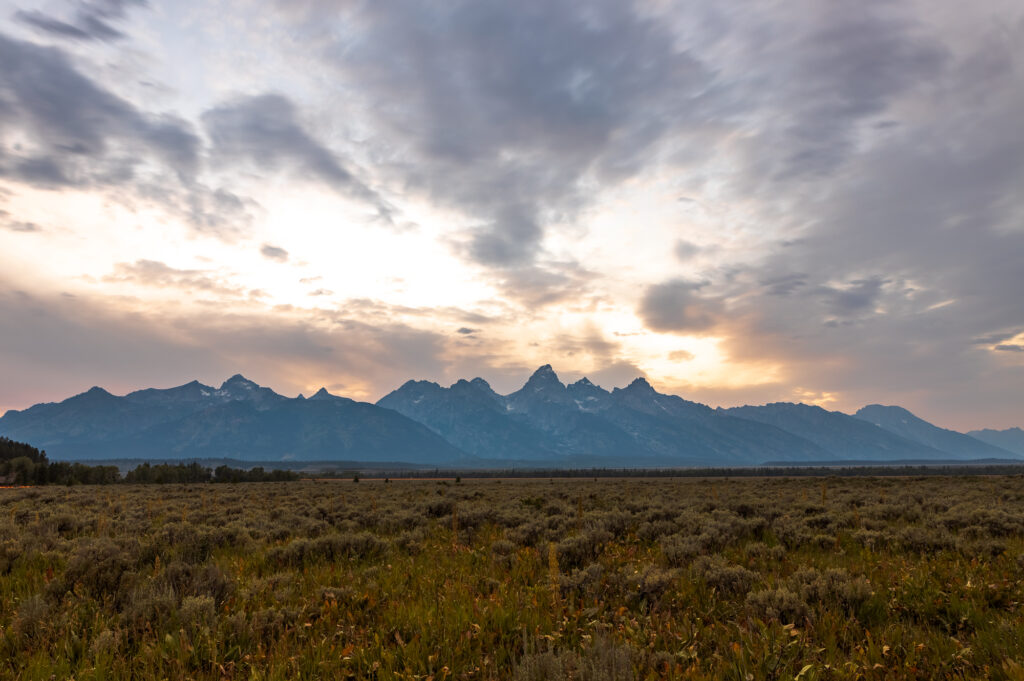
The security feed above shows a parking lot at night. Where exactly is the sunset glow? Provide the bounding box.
[1,0,1022,431]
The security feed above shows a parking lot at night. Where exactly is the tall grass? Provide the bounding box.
[1,476,1023,679]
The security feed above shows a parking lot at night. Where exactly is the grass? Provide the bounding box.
[1,475,1024,679]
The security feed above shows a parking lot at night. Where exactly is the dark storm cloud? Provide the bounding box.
[605,1,1024,428]
[0,32,200,184]
[464,206,542,268]
[0,32,260,237]
[201,94,393,221]
[638,279,719,333]
[294,0,715,272]
[724,0,949,189]
[260,244,289,262]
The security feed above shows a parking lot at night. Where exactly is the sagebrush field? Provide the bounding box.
[2,476,1024,680]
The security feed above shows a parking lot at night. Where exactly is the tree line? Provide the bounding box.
[0,437,298,485]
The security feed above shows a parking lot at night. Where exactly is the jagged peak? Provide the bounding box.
[519,364,566,395]
[621,377,656,393]
[532,364,556,377]
[524,364,562,384]
[398,379,440,390]
[469,377,493,390]
[221,374,257,389]
[569,377,609,395]
[309,387,334,400]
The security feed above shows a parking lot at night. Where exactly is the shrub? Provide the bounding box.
[692,555,756,595]
[557,529,612,570]
[14,594,49,642]
[53,537,137,603]
[745,587,808,623]
[515,632,634,681]
[627,566,678,607]
[122,581,177,633]
[789,567,872,610]
[179,595,217,634]
[898,526,956,554]
[661,534,700,567]
[560,562,604,599]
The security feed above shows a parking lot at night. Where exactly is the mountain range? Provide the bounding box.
[1,366,1020,467]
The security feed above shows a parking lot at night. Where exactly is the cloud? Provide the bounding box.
[723,0,949,189]
[456,327,478,335]
[0,32,200,183]
[588,361,649,391]
[815,277,888,316]
[995,344,1024,353]
[2,0,1023,432]
[0,284,453,406]
[490,260,598,309]
[260,244,289,262]
[673,240,702,262]
[761,273,807,297]
[288,0,715,272]
[0,32,259,237]
[638,279,719,333]
[104,260,248,297]
[668,350,695,362]
[14,11,102,42]
[12,1,146,43]
[2,218,40,232]
[463,205,542,268]
[201,93,393,221]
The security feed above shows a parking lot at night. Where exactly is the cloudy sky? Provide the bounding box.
[1,0,1022,430]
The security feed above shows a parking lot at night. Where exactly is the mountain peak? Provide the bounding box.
[309,387,334,400]
[527,364,560,382]
[568,377,609,396]
[83,386,113,397]
[522,365,565,394]
[624,377,656,393]
[469,377,493,390]
[221,374,257,390]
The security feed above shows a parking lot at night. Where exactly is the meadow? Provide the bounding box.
[2,475,1023,680]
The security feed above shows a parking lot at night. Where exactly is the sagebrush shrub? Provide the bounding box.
[692,555,756,595]
[745,587,808,623]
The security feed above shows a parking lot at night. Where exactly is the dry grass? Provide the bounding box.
[1,475,1024,679]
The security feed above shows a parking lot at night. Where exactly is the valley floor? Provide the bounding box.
[2,476,1024,680]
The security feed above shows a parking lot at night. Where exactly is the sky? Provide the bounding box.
[0,0,1022,431]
